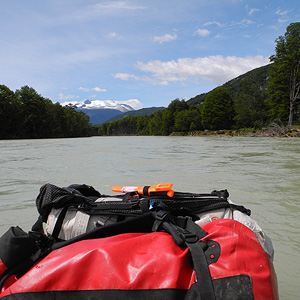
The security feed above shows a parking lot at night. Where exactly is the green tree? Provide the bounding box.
[99,122,109,136]
[0,85,91,139]
[160,99,189,135]
[269,22,300,126]
[60,104,90,137]
[174,106,202,132]
[147,110,164,135]
[0,85,18,138]
[234,79,269,128]
[137,115,150,135]
[14,85,53,138]
[201,87,235,130]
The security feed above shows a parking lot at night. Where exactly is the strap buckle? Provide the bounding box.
[179,231,199,244]
[152,210,169,232]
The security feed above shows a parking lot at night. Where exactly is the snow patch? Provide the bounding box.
[60,99,143,112]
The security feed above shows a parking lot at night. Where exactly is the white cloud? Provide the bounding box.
[153,33,178,44]
[92,1,147,11]
[275,9,290,23]
[194,28,211,37]
[114,73,140,81]
[79,87,90,92]
[246,5,260,16]
[275,9,289,16]
[93,87,107,92]
[107,32,124,40]
[236,19,254,28]
[59,93,78,101]
[114,72,169,86]
[78,86,107,92]
[108,32,117,38]
[115,55,270,86]
[204,21,222,27]
[67,1,147,21]
[114,72,163,85]
[278,18,287,23]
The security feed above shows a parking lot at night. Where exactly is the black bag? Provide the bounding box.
[34,183,249,241]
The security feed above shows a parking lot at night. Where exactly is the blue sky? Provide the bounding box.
[1,0,299,108]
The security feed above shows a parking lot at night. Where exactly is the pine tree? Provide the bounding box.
[269,22,300,126]
[201,87,235,130]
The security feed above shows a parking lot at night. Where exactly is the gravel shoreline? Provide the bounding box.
[171,126,300,137]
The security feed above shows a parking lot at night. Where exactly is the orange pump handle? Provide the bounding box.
[111,183,174,197]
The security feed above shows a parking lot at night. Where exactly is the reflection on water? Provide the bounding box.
[1,136,300,299]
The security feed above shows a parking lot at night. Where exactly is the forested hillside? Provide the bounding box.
[223,64,271,97]
[97,64,274,136]
[186,64,272,129]
[105,106,165,123]
[97,52,299,136]
[188,64,271,106]
[99,99,201,136]
[0,85,91,139]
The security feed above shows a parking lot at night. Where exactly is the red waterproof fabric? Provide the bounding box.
[202,219,278,300]
[2,232,194,294]
[0,219,278,300]
[0,259,6,277]
[0,258,17,295]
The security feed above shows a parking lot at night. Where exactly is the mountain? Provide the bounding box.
[77,108,124,125]
[105,106,166,123]
[61,99,144,125]
[187,64,272,106]
[223,63,271,98]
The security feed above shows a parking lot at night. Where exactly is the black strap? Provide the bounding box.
[161,221,216,299]
[186,241,216,300]
[143,186,150,196]
[51,206,69,240]
[184,218,208,240]
[152,212,216,300]
[229,204,251,216]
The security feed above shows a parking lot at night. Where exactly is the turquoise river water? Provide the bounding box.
[0,136,299,299]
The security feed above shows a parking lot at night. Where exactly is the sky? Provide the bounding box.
[1,0,299,108]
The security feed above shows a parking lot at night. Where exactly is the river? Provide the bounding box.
[0,136,299,299]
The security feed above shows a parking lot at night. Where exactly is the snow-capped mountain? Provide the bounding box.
[60,99,144,125]
[61,99,143,112]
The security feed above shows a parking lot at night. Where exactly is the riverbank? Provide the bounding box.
[171,126,300,137]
